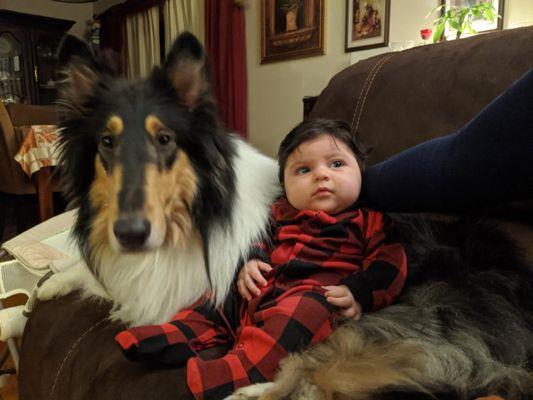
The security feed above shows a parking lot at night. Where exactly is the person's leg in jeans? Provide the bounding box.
[361,69,533,212]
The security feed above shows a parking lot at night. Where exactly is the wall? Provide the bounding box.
[244,1,352,158]
[245,0,533,157]
[506,0,533,28]
[0,0,94,38]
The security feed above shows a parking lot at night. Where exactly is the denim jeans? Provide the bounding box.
[361,69,533,212]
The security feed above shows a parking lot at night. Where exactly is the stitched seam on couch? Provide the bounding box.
[350,63,379,131]
[49,317,109,400]
[350,56,388,131]
[350,54,394,134]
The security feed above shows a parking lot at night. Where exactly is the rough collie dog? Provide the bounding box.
[37,32,279,325]
[229,217,533,400]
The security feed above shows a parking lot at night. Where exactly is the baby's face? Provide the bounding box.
[283,134,362,214]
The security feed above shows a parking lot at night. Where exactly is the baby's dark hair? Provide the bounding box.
[277,119,368,184]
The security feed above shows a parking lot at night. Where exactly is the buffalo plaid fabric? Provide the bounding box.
[115,198,407,399]
[264,198,407,313]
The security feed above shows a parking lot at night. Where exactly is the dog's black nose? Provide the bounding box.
[113,218,151,250]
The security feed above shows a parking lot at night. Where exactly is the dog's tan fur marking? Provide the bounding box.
[106,115,124,136]
[86,148,198,253]
[310,340,426,399]
[145,115,165,137]
[89,155,120,251]
[258,325,428,400]
[144,150,198,247]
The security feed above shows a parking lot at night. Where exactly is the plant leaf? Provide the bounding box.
[433,22,445,43]
[465,21,476,34]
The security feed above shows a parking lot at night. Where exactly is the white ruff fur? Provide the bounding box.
[39,138,280,326]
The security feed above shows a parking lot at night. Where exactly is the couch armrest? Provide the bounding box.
[20,295,196,400]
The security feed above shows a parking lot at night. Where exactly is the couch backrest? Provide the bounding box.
[310,26,533,166]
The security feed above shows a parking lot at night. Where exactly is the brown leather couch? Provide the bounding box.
[18,26,533,400]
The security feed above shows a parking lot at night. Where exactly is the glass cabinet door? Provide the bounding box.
[33,33,60,105]
[0,31,26,104]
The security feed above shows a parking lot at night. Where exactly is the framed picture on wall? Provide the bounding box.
[441,0,504,39]
[261,0,325,64]
[345,0,390,52]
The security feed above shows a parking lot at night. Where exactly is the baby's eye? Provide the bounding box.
[330,160,344,168]
[297,166,310,175]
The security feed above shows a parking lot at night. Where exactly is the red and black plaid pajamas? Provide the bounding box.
[116,198,407,399]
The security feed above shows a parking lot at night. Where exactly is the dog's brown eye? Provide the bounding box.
[100,135,114,149]
[157,133,172,146]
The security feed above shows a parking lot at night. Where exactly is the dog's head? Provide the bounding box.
[57,33,235,258]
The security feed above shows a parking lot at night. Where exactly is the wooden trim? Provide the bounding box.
[0,10,74,31]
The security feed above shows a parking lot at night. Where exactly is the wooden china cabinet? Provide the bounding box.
[0,10,75,105]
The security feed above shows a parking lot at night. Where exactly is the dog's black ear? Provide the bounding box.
[56,35,103,118]
[162,32,211,109]
[57,35,95,68]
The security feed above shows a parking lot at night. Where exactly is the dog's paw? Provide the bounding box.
[224,383,276,400]
[37,273,79,301]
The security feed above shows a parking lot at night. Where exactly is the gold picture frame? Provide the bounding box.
[261,0,325,64]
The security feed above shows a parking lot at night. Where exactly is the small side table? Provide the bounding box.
[14,125,59,222]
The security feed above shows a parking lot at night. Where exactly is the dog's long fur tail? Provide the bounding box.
[310,327,431,399]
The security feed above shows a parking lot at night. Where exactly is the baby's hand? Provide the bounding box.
[237,259,273,301]
[323,285,362,320]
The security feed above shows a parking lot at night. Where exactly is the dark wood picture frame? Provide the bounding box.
[345,0,390,52]
[441,0,505,38]
[261,0,325,64]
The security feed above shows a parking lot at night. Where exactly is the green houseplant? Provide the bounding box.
[430,2,500,43]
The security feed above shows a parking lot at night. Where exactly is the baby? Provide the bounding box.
[116,119,407,400]
[237,119,406,320]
